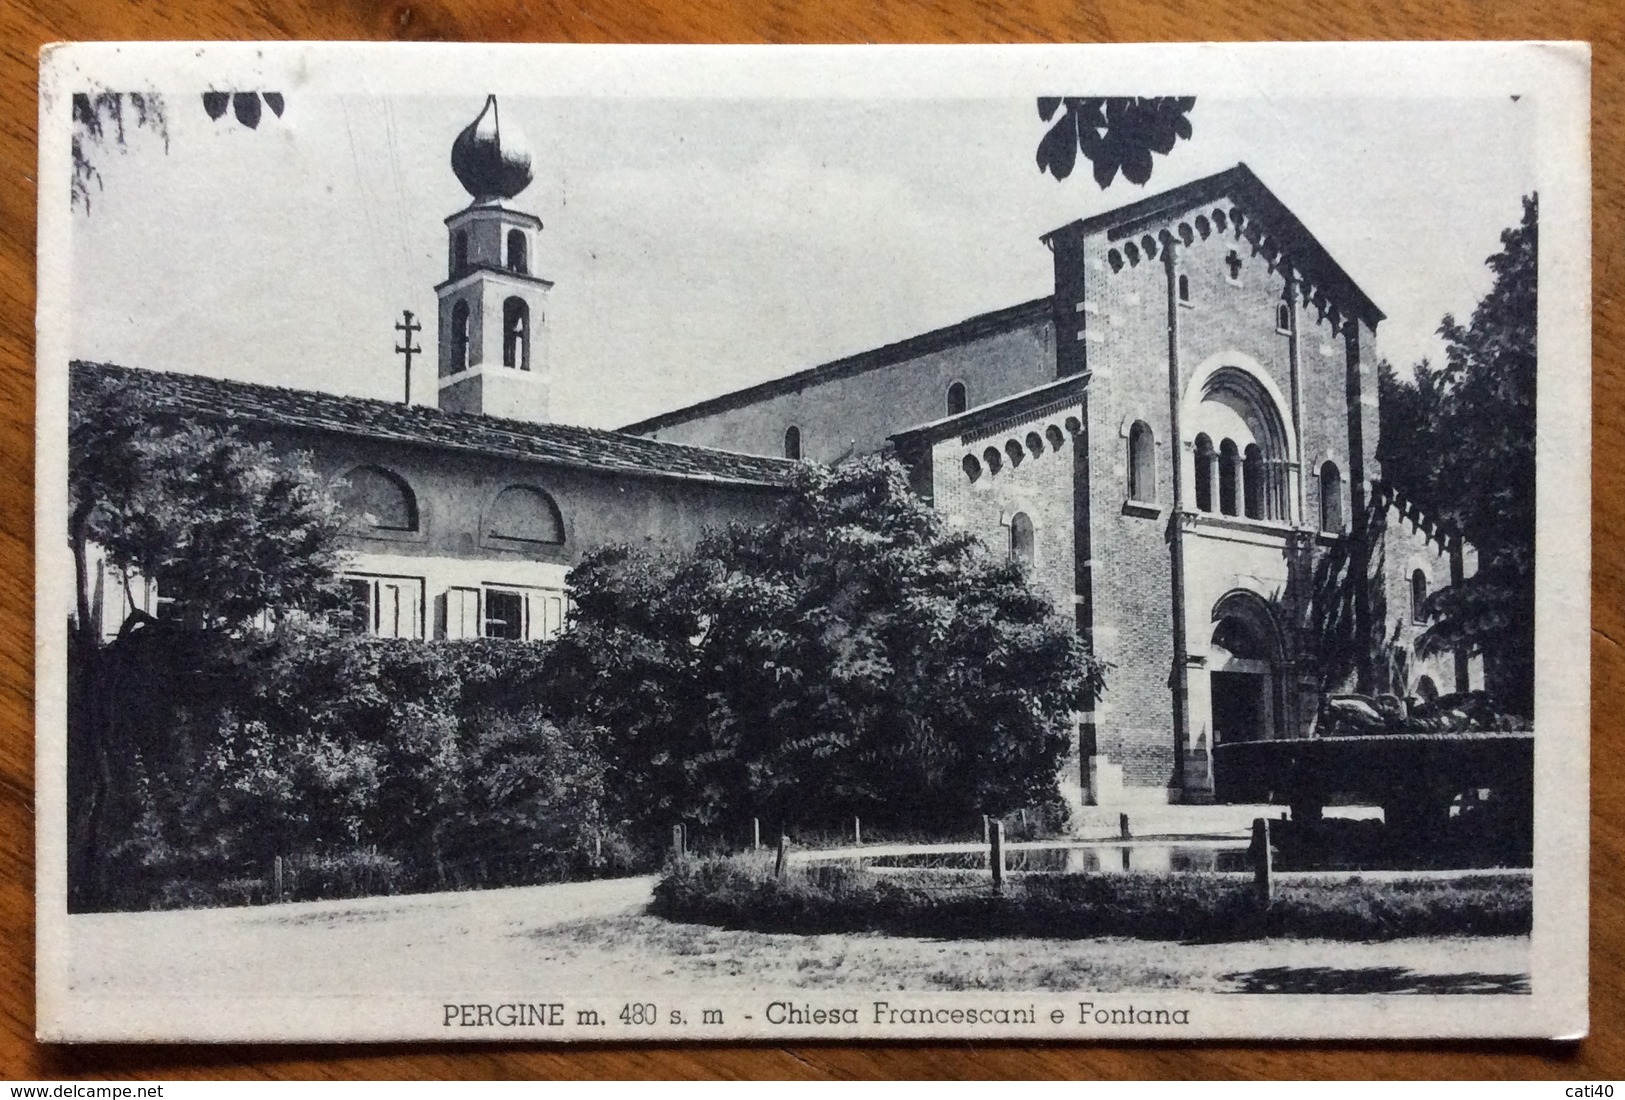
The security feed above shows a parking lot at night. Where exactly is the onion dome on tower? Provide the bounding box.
[450,95,534,204]
[436,96,552,424]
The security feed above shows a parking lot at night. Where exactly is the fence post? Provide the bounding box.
[273,855,284,903]
[1119,812,1131,840]
[982,814,990,845]
[753,817,761,851]
[774,835,790,879]
[990,820,1005,892]
[853,816,862,847]
[671,824,685,859]
[1251,817,1274,906]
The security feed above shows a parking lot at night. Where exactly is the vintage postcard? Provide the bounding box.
[34,41,1590,1042]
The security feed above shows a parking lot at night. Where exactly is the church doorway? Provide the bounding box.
[1207,596,1281,745]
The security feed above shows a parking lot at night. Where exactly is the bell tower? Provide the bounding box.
[436,95,553,422]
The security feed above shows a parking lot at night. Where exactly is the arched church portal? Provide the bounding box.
[1207,591,1284,745]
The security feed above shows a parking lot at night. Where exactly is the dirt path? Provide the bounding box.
[68,875,657,996]
[66,871,1528,1001]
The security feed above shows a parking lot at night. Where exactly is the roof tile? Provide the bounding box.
[71,361,797,489]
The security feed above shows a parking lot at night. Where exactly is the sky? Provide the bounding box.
[69,93,1535,430]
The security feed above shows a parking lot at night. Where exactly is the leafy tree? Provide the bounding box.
[67,368,347,906]
[1378,196,1537,715]
[69,368,348,640]
[549,456,1106,839]
[1036,97,1196,187]
[1377,357,1449,521]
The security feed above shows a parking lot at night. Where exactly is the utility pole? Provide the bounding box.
[394,310,422,405]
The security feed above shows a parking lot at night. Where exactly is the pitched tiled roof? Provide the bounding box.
[619,297,1054,434]
[71,361,798,489]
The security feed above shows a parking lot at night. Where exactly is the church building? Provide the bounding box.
[622,161,1482,806]
[74,96,1479,809]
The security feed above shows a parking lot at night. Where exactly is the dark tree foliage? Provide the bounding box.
[549,456,1107,840]
[87,631,611,910]
[70,372,337,907]
[69,368,347,639]
[1036,97,1196,188]
[71,91,168,213]
[1377,196,1537,715]
[1304,499,1391,696]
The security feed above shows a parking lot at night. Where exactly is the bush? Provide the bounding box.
[77,627,636,911]
[653,855,1531,941]
[283,848,405,902]
[547,457,1106,844]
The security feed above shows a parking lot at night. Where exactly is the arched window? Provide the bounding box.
[488,485,564,545]
[1194,434,1215,513]
[1128,420,1155,503]
[784,425,801,460]
[1242,443,1264,519]
[450,300,471,371]
[1189,363,1294,525]
[507,228,528,274]
[1318,461,1343,532]
[339,466,418,533]
[1218,439,1240,516]
[946,381,967,415]
[1276,301,1291,332]
[502,297,529,370]
[1411,569,1429,624]
[452,230,468,276]
[1177,273,1191,303]
[1010,512,1034,566]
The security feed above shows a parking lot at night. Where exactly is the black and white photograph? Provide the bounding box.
[34,42,1590,1042]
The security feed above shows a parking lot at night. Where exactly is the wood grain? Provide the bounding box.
[1,0,1618,1080]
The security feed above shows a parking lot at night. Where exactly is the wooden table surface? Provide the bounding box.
[1,0,1619,1081]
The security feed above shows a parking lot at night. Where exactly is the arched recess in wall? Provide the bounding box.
[507,228,528,274]
[450,300,471,371]
[1411,568,1429,624]
[947,381,968,415]
[1318,461,1344,532]
[784,425,802,460]
[1181,352,1295,523]
[1207,588,1286,746]
[486,485,565,547]
[1128,420,1156,502]
[503,298,530,370]
[339,466,419,534]
[1193,434,1215,512]
[1009,511,1035,566]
